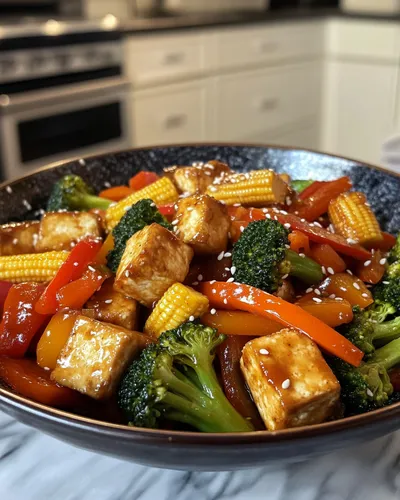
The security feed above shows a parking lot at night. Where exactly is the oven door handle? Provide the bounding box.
[0,77,131,115]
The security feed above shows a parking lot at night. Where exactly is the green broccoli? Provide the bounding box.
[328,337,400,415]
[118,323,253,432]
[291,179,315,194]
[339,306,400,355]
[386,262,400,279]
[388,233,400,264]
[47,174,111,212]
[107,199,172,273]
[232,219,323,293]
[371,277,400,317]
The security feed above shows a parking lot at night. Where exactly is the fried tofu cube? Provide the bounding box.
[35,211,102,252]
[175,194,231,255]
[84,278,139,331]
[240,329,340,431]
[51,315,150,399]
[114,223,193,307]
[173,160,231,195]
[0,221,40,256]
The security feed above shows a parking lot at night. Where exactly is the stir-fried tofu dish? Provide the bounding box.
[1,165,400,433]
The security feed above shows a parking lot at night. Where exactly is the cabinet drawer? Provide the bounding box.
[216,63,322,141]
[132,82,208,147]
[217,22,323,71]
[125,32,211,87]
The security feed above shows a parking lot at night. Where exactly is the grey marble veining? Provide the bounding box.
[1,409,399,500]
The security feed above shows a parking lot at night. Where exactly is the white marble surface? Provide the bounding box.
[1,410,400,500]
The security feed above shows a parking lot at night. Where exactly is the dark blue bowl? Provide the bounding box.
[1,144,400,471]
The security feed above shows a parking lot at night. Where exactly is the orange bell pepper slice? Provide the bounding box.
[129,171,159,191]
[296,296,353,327]
[310,243,346,273]
[199,281,363,367]
[99,186,134,201]
[0,283,48,358]
[201,310,282,336]
[319,272,373,308]
[0,356,81,408]
[37,310,79,371]
[356,250,386,284]
[36,237,102,315]
[288,230,311,256]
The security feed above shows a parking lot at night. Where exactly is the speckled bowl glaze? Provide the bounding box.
[1,144,400,472]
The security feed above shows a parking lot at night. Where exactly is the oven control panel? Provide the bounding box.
[0,41,122,84]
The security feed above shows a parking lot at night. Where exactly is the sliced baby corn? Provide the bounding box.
[144,283,209,338]
[328,192,382,247]
[105,176,179,231]
[0,251,69,283]
[206,169,289,206]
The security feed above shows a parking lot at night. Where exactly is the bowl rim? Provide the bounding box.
[1,141,400,445]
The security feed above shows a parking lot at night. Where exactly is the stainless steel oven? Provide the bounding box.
[0,31,132,181]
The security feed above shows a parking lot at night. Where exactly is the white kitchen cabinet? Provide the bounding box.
[322,60,398,165]
[132,80,212,147]
[215,62,322,142]
[268,122,320,150]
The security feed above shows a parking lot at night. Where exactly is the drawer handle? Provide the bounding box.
[164,114,187,129]
[163,51,185,65]
[258,98,279,112]
[256,41,278,54]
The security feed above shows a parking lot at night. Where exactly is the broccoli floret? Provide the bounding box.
[339,306,400,355]
[328,337,400,415]
[232,219,323,293]
[47,175,111,212]
[388,234,400,264]
[291,179,315,194]
[372,277,400,317]
[107,199,172,273]
[118,323,253,432]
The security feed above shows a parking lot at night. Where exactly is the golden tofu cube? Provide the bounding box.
[175,194,231,255]
[240,329,340,431]
[84,278,139,331]
[35,211,102,252]
[114,223,193,307]
[0,221,39,256]
[173,160,231,195]
[51,315,150,399]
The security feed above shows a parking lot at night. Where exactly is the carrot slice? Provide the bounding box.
[99,186,134,202]
[356,250,386,285]
[310,243,346,273]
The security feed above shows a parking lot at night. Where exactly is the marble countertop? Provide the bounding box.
[1,410,400,500]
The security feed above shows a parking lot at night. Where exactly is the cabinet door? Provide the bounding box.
[132,81,210,147]
[323,61,397,165]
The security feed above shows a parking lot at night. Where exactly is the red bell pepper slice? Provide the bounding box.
[0,283,48,358]
[0,357,82,408]
[228,206,371,261]
[99,186,134,201]
[309,243,346,273]
[36,237,102,315]
[217,335,264,430]
[158,203,176,216]
[199,281,364,367]
[129,171,159,191]
[0,280,13,315]
[374,232,397,252]
[298,181,326,200]
[291,176,352,221]
[355,250,386,285]
[56,265,111,310]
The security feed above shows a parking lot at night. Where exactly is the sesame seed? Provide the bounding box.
[346,269,353,275]
[313,221,322,228]
[189,315,195,322]
[300,218,306,223]
[281,274,289,280]
[367,388,373,397]
[306,288,313,293]
[335,297,343,301]
[224,252,232,258]
[240,226,245,232]
[280,210,288,215]
[282,379,291,389]
[299,253,305,258]
[327,267,335,275]
[197,274,203,281]
[79,158,86,166]
[265,213,271,219]
[212,289,217,294]
[353,282,361,290]
[22,199,32,210]
[223,298,228,304]
[285,244,290,249]
[103,181,111,188]
[294,211,299,215]
[12,238,18,245]
[328,224,335,233]
[362,293,369,298]
[210,308,216,315]
[259,348,269,355]
[172,219,179,226]
[225,267,230,272]
[231,266,236,275]
[233,203,241,207]
[125,270,130,278]
[227,277,235,283]
[192,281,199,286]
[383,281,390,285]
[313,297,322,303]
[364,260,372,267]
[217,251,225,261]
[380,258,387,265]
[371,249,375,255]
[210,280,216,284]
[315,289,321,295]
[73,262,79,267]
[286,197,292,206]
[209,186,217,192]
[284,223,291,229]
[321,266,327,275]
[340,287,347,292]
[5,186,12,194]
[347,238,357,245]
[329,294,336,299]
[104,299,113,304]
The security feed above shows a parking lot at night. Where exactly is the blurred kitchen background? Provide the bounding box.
[1,0,400,181]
